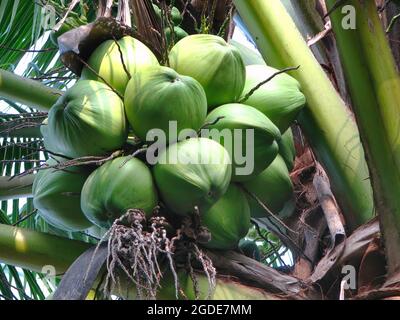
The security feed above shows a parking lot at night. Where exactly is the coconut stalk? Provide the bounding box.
[326,0,400,278]
[0,69,62,112]
[0,126,42,138]
[0,224,286,300]
[234,0,374,231]
[0,175,34,200]
[0,224,91,274]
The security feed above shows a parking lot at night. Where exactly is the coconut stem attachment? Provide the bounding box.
[239,65,300,104]
[12,150,124,180]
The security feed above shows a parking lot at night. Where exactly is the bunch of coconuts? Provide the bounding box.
[34,30,305,257]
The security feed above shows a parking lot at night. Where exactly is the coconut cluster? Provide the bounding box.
[33,33,305,255]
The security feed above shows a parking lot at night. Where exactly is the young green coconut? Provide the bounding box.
[229,39,266,66]
[43,80,127,158]
[80,156,158,228]
[164,26,189,46]
[152,4,183,26]
[169,34,246,108]
[32,160,93,232]
[242,154,294,219]
[153,137,232,216]
[80,156,189,300]
[201,184,251,250]
[279,128,296,172]
[204,103,281,182]
[124,66,207,142]
[240,65,306,133]
[81,36,159,96]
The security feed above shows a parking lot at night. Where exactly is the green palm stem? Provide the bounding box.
[0,126,42,138]
[0,175,35,200]
[326,0,400,277]
[285,0,349,99]
[0,223,90,274]
[234,0,374,231]
[0,69,62,112]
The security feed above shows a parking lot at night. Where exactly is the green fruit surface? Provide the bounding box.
[43,80,127,158]
[164,26,188,46]
[81,156,158,228]
[153,138,232,216]
[152,5,182,26]
[124,66,207,141]
[240,65,306,133]
[205,103,281,181]
[32,160,92,231]
[229,39,266,66]
[201,184,250,250]
[169,34,245,108]
[279,128,296,171]
[171,7,183,25]
[243,155,294,218]
[81,36,159,96]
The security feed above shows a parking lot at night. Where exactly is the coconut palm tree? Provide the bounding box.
[0,0,399,300]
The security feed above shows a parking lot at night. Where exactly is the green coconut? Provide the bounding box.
[239,239,261,261]
[43,80,127,158]
[242,154,294,218]
[40,118,64,161]
[152,5,182,26]
[204,103,281,182]
[81,156,158,229]
[153,138,232,216]
[279,128,296,171]
[124,66,207,142]
[201,184,250,250]
[240,65,306,133]
[229,39,266,66]
[171,6,183,25]
[81,36,159,96]
[32,160,92,232]
[152,3,162,18]
[164,26,188,46]
[169,34,245,108]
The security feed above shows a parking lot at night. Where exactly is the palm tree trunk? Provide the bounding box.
[326,0,400,277]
